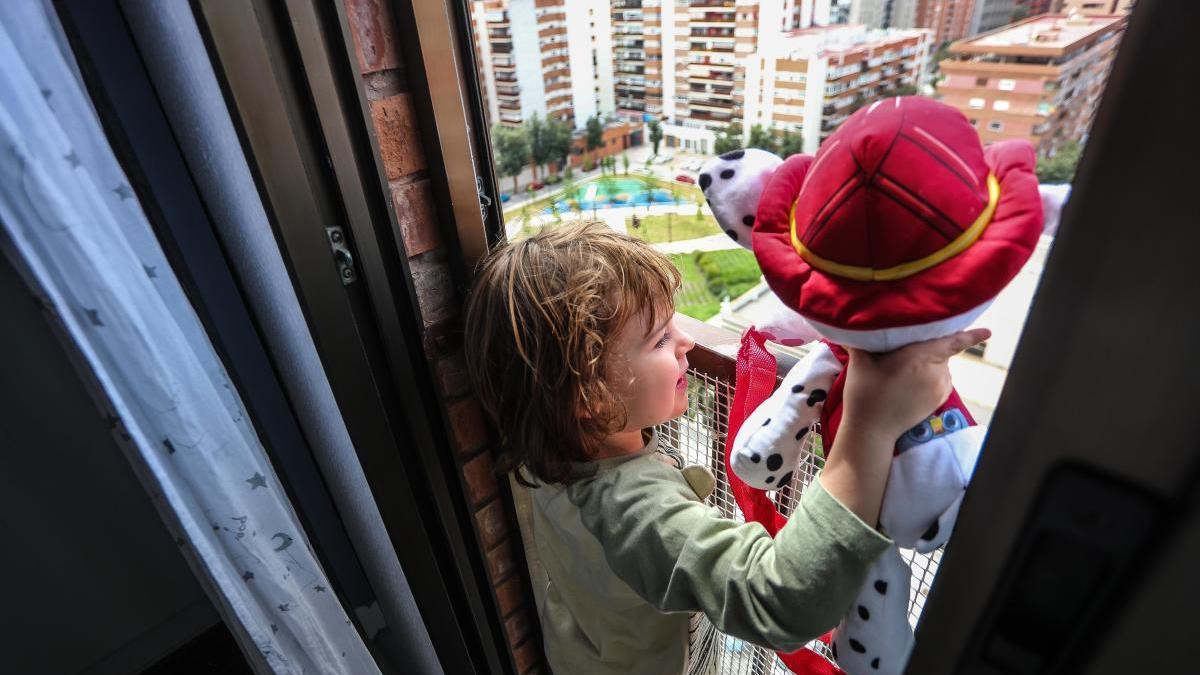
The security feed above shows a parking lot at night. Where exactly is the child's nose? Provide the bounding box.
[677,329,696,354]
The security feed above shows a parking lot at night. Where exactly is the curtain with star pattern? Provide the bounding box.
[0,2,380,672]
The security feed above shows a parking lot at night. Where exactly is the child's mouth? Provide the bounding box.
[676,374,687,391]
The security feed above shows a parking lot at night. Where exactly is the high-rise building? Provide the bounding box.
[747,24,932,153]
[659,0,791,154]
[970,0,1017,35]
[915,0,977,44]
[936,12,1126,155]
[1013,0,1062,19]
[612,0,673,120]
[471,0,615,130]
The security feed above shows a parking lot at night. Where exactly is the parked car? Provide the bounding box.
[675,174,695,184]
[530,181,544,191]
[500,193,511,203]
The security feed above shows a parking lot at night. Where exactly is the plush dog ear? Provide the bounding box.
[697,148,783,251]
[1038,183,1071,236]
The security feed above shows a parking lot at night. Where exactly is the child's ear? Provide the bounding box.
[698,148,783,250]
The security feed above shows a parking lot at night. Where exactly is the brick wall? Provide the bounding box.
[342,2,542,673]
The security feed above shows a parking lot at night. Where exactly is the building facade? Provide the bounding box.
[471,0,615,130]
[748,24,932,153]
[936,12,1126,155]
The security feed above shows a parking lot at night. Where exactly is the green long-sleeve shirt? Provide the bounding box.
[528,431,892,675]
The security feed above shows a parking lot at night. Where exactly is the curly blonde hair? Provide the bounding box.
[464,221,681,486]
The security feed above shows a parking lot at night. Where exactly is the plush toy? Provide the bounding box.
[700,96,1065,675]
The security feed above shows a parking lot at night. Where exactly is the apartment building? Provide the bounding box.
[915,0,977,43]
[611,0,674,120]
[471,0,615,130]
[749,24,932,153]
[936,12,1126,155]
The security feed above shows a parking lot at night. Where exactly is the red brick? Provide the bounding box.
[447,398,489,456]
[435,352,472,398]
[485,538,517,581]
[409,251,457,327]
[363,69,405,102]
[390,179,442,257]
[505,611,532,647]
[369,95,426,179]
[462,452,499,506]
[343,0,401,74]
[513,639,541,674]
[494,574,526,618]
[474,498,508,549]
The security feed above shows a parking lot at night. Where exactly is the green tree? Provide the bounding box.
[525,114,549,181]
[492,124,529,195]
[638,166,658,216]
[893,84,919,97]
[747,124,779,154]
[648,118,663,155]
[544,117,574,177]
[585,115,605,166]
[666,181,680,242]
[713,121,744,155]
[779,129,804,158]
[622,152,631,175]
[1037,141,1082,184]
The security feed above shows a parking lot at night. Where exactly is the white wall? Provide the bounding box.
[510,0,546,121]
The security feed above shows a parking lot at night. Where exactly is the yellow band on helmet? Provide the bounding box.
[789,173,1000,282]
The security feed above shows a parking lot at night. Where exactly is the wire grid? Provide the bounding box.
[655,367,943,674]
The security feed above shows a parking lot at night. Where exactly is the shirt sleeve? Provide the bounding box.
[567,459,892,652]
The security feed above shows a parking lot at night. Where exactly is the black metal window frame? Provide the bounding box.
[186,0,513,673]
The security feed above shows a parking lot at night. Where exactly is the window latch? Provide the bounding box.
[325,226,357,285]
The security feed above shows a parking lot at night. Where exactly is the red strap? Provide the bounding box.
[725,328,845,675]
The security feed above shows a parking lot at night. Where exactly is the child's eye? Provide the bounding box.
[654,332,671,349]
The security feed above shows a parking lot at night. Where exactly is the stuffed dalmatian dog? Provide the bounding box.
[700,97,1068,675]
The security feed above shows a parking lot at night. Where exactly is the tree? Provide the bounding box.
[585,115,605,166]
[747,124,779,155]
[544,117,574,177]
[713,121,744,155]
[648,119,663,155]
[779,129,804,159]
[492,124,529,195]
[893,84,919,97]
[637,166,658,217]
[1037,141,1082,184]
[525,114,549,181]
[622,152,630,175]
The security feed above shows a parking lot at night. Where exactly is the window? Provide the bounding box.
[969,118,979,127]
[975,77,989,87]
[969,97,985,109]
[998,78,1016,91]
[993,100,1010,111]
[988,120,1004,132]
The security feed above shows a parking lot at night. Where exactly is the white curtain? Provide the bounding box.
[0,2,381,673]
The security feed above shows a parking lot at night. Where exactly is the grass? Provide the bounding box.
[628,213,722,243]
[669,249,762,321]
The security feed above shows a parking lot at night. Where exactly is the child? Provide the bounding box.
[464,222,987,675]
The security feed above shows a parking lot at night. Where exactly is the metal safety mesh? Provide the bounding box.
[656,367,942,675]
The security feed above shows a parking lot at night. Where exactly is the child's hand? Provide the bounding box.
[820,328,991,527]
[843,328,992,443]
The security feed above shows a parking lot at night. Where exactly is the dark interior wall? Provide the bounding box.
[0,253,216,674]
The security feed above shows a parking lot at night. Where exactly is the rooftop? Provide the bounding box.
[952,13,1126,56]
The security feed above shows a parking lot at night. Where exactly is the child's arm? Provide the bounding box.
[568,460,890,652]
[819,329,990,526]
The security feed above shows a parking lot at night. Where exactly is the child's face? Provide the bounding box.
[610,311,696,432]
